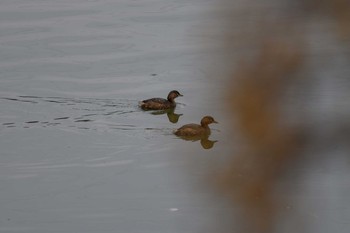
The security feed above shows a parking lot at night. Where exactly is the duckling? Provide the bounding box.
[174,116,218,137]
[139,90,183,110]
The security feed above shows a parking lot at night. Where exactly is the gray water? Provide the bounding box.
[2,1,350,233]
[0,1,230,232]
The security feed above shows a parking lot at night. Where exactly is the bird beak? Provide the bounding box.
[213,120,218,123]
[179,93,183,97]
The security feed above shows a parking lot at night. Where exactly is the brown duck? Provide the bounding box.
[139,90,183,110]
[174,116,218,137]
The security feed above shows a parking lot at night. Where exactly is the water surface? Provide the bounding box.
[0,1,228,232]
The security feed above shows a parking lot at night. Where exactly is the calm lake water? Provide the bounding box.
[2,0,350,233]
[0,1,231,232]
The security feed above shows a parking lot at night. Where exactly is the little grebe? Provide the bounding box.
[174,116,218,137]
[139,90,183,110]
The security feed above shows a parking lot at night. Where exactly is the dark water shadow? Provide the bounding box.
[149,108,183,123]
[1,97,39,104]
[175,134,218,149]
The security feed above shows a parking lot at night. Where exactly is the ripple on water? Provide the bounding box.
[0,95,175,137]
[0,95,141,131]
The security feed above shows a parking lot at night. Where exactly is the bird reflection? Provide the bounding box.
[175,134,218,149]
[151,108,183,123]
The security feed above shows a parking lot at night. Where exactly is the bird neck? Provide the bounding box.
[200,122,209,128]
[167,97,175,103]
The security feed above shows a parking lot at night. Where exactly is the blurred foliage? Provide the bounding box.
[210,0,350,232]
